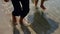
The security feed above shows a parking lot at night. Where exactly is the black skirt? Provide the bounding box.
[11,0,29,17]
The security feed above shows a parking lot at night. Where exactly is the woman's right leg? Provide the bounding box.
[11,0,21,26]
[34,0,38,7]
[19,0,29,25]
[40,0,46,10]
[12,15,17,25]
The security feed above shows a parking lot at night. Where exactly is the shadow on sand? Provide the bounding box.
[12,24,31,34]
[28,8,59,34]
[21,25,31,34]
[13,26,20,34]
[12,8,59,34]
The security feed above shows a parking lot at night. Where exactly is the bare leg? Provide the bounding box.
[34,0,38,7]
[12,15,17,25]
[40,0,46,10]
[19,17,24,25]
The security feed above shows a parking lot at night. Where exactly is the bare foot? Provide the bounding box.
[40,5,46,10]
[23,19,31,26]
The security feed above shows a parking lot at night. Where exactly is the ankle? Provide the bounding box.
[40,5,46,10]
